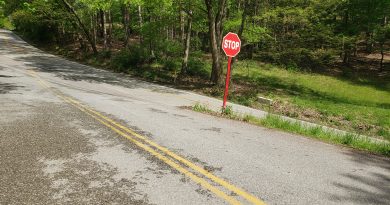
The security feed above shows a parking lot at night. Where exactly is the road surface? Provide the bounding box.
[0,29,389,205]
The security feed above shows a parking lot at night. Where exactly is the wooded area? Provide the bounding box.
[1,0,389,83]
[1,0,390,139]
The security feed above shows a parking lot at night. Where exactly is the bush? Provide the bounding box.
[275,48,336,70]
[311,49,336,65]
[161,57,180,72]
[258,47,336,71]
[257,51,278,63]
[186,57,209,77]
[11,10,55,42]
[157,39,183,58]
[111,46,148,72]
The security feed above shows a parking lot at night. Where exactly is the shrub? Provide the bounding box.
[11,10,55,42]
[162,57,180,72]
[311,49,336,65]
[276,48,336,70]
[157,39,183,58]
[111,46,148,72]
[186,57,209,77]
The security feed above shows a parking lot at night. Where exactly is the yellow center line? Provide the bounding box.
[27,70,266,205]
[30,71,242,205]
[66,97,265,205]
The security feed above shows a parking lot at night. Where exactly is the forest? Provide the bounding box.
[1,0,389,140]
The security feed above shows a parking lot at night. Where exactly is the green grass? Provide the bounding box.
[228,60,390,140]
[0,17,14,30]
[193,103,213,113]
[192,104,390,157]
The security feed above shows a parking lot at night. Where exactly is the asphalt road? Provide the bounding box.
[1,29,389,205]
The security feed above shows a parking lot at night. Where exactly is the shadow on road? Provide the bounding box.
[329,151,390,204]
[0,82,23,94]
[20,55,183,94]
[1,29,183,95]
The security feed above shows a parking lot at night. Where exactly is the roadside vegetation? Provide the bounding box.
[1,1,389,142]
[0,0,12,29]
[192,103,390,157]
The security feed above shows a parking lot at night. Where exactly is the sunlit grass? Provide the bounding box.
[228,60,390,140]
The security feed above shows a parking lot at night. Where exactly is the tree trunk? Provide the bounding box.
[123,4,131,47]
[180,9,185,42]
[208,12,222,84]
[100,9,107,50]
[138,5,143,44]
[205,0,227,85]
[238,0,249,38]
[380,44,384,72]
[181,11,193,76]
[232,0,250,66]
[108,10,113,50]
[60,0,98,54]
[343,50,349,64]
[99,10,105,38]
[91,14,97,48]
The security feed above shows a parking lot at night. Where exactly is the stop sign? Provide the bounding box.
[222,32,241,57]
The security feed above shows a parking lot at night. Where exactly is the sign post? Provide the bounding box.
[221,32,241,109]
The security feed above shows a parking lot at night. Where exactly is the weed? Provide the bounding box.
[222,105,234,117]
[193,103,212,113]
[192,104,390,157]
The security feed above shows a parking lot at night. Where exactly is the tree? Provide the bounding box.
[181,9,192,75]
[374,25,390,71]
[6,0,389,79]
[204,0,227,85]
[60,0,98,54]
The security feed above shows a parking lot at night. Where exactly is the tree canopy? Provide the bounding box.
[1,0,389,83]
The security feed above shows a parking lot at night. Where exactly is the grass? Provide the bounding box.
[225,60,390,141]
[193,103,213,113]
[0,17,14,30]
[192,103,390,157]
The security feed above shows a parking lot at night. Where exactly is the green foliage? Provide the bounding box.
[6,0,388,70]
[187,57,209,78]
[0,0,13,29]
[242,25,269,44]
[193,103,212,113]
[158,40,183,58]
[221,105,234,117]
[161,57,180,72]
[10,0,70,42]
[232,60,390,140]
[111,46,148,72]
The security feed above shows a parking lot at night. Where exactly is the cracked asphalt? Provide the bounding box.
[1,29,390,205]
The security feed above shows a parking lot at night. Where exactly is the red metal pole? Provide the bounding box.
[222,57,232,109]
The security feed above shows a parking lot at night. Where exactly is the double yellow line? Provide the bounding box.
[28,70,266,205]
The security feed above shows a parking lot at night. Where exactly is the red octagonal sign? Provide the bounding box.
[222,32,241,57]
